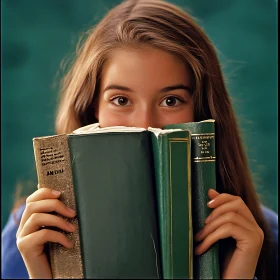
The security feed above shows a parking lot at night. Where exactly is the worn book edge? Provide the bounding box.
[33,135,84,279]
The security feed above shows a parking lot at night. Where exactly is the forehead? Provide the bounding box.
[100,46,192,88]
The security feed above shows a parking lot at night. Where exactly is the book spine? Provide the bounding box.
[151,131,193,279]
[33,135,83,279]
[182,122,220,279]
[164,121,220,279]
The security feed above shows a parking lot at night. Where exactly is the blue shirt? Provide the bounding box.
[1,203,29,279]
[1,203,278,279]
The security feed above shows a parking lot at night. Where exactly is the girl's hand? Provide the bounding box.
[16,187,77,279]
[195,189,264,279]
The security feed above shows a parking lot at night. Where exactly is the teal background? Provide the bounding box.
[1,0,277,229]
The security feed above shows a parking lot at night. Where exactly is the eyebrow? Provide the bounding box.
[103,85,134,93]
[103,84,192,94]
[160,84,192,93]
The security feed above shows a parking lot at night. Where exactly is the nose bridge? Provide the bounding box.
[134,106,154,129]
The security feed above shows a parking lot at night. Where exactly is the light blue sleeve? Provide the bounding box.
[1,203,29,279]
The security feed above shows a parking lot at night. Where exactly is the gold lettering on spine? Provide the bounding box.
[191,133,215,163]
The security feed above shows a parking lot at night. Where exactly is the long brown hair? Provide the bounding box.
[55,0,273,278]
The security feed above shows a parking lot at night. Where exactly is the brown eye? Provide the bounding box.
[166,97,176,106]
[111,96,132,106]
[118,97,128,106]
[160,96,183,107]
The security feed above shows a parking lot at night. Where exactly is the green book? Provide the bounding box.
[150,128,193,279]
[165,119,220,279]
[33,124,193,279]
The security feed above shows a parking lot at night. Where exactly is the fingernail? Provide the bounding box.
[67,241,74,249]
[207,199,215,205]
[52,190,61,196]
[67,207,76,215]
[67,222,76,231]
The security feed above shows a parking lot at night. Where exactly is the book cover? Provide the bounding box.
[164,119,220,279]
[33,126,161,278]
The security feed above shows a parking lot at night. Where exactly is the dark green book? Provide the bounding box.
[165,119,220,279]
[33,125,193,279]
[150,128,193,279]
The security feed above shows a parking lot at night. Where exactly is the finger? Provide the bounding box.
[195,223,253,255]
[17,187,65,237]
[195,211,256,242]
[26,187,61,204]
[17,199,76,238]
[206,195,256,223]
[18,213,76,238]
[17,229,73,256]
[208,188,219,200]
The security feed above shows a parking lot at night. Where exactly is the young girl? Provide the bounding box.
[3,0,277,279]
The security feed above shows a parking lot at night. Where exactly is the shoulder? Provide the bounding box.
[2,203,26,240]
[261,205,278,240]
[1,203,28,279]
[261,205,278,279]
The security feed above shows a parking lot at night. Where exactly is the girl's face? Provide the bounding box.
[96,46,194,129]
